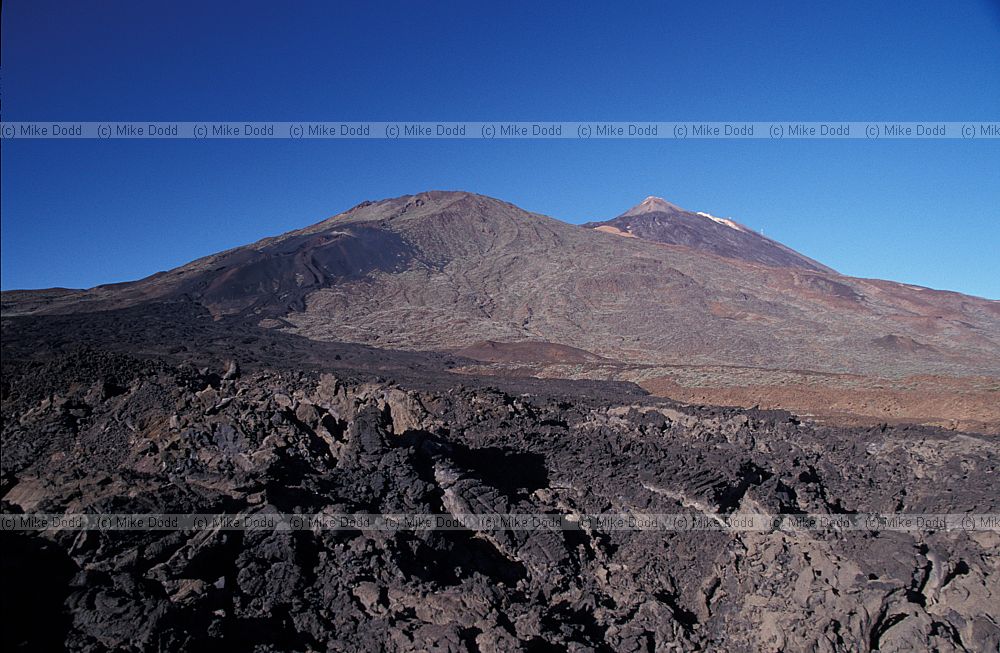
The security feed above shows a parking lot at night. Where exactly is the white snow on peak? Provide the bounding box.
[696,211,748,233]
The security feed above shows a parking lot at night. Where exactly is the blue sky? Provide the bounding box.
[2,0,999,298]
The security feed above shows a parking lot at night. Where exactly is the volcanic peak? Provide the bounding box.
[621,195,685,216]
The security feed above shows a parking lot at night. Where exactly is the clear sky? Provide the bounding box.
[2,0,999,298]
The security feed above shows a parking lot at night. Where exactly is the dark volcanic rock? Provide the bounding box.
[2,322,998,651]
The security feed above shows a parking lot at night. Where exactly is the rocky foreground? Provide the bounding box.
[2,337,998,651]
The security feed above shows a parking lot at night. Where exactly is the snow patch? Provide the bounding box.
[696,211,748,233]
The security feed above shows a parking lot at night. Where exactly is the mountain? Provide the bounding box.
[4,190,999,430]
[582,196,834,272]
[4,191,999,651]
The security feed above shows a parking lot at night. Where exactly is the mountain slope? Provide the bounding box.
[4,190,999,428]
[582,196,835,272]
